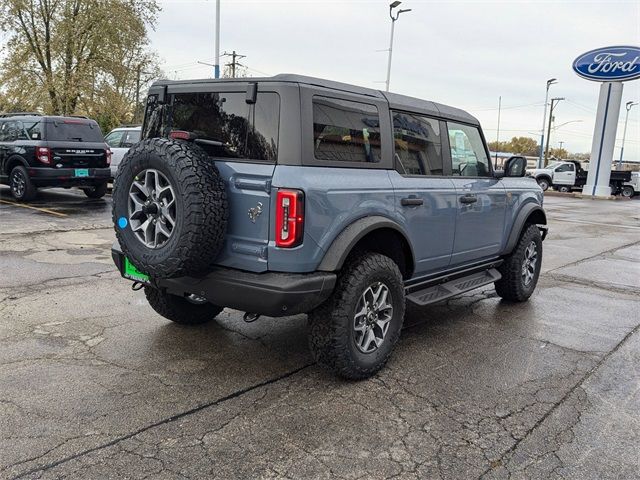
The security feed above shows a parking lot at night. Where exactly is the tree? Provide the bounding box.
[549,147,568,159]
[488,137,540,156]
[0,0,161,132]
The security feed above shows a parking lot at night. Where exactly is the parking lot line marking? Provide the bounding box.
[0,199,68,217]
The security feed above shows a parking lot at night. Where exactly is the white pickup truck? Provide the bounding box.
[527,160,636,197]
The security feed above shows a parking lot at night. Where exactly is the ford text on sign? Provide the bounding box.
[573,46,640,82]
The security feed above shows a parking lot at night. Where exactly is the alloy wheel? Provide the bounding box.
[353,282,393,354]
[128,169,177,248]
[521,241,538,286]
[10,170,26,198]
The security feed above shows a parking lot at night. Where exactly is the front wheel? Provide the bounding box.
[308,252,405,380]
[144,287,224,325]
[537,177,550,191]
[495,224,542,302]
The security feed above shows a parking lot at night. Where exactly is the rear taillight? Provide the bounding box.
[36,147,51,165]
[106,148,112,165]
[275,189,304,248]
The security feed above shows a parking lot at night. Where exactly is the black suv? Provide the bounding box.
[0,114,111,201]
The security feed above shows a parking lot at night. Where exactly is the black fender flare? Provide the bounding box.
[4,155,29,176]
[502,203,547,255]
[317,215,415,272]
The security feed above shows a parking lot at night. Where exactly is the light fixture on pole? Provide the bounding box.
[385,1,411,92]
[618,101,638,170]
[538,78,557,168]
[544,97,565,165]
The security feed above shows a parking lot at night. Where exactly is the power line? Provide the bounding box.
[221,50,246,78]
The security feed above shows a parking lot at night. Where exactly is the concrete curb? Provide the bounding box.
[543,190,632,201]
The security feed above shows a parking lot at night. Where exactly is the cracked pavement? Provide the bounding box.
[1,187,639,479]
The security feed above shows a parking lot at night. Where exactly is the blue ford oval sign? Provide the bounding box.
[573,46,640,82]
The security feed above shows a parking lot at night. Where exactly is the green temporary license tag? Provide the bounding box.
[124,257,149,283]
[75,168,89,177]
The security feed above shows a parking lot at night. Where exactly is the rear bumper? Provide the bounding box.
[112,245,336,317]
[28,167,110,187]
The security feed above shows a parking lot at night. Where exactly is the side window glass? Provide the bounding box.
[105,131,125,148]
[122,130,140,147]
[0,121,6,141]
[22,121,43,140]
[447,122,490,177]
[555,164,572,172]
[313,97,381,163]
[392,111,443,175]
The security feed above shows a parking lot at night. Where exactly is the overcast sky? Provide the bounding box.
[149,0,640,158]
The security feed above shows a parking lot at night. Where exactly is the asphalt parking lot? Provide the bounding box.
[1,186,639,479]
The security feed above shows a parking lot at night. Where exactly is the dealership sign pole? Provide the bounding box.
[573,46,640,197]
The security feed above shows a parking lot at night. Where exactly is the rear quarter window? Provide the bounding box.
[312,97,382,164]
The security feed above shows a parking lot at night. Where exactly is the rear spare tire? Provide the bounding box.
[112,138,228,278]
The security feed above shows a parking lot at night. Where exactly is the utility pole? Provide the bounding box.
[214,0,220,78]
[559,141,564,151]
[544,97,564,166]
[618,101,638,170]
[495,95,501,168]
[385,1,411,92]
[222,51,246,78]
[538,78,557,168]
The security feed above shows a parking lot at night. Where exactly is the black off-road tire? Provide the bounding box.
[537,177,550,191]
[495,224,542,302]
[83,182,108,199]
[557,185,571,193]
[144,286,223,325]
[308,252,406,380]
[112,138,228,278]
[9,165,37,201]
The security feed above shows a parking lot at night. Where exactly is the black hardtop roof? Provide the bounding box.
[152,74,479,125]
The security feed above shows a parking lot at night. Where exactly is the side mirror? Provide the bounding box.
[503,156,527,177]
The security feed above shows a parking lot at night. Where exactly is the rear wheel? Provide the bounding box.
[621,185,634,198]
[9,166,37,201]
[537,177,550,191]
[144,286,223,325]
[495,224,542,302]
[308,252,405,380]
[83,182,108,199]
[557,185,571,193]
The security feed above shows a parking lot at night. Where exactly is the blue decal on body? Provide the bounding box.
[118,217,128,229]
[573,46,640,82]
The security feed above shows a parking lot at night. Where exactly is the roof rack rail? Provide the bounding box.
[0,112,43,118]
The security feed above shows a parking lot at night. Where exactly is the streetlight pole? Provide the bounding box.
[538,78,557,168]
[544,97,564,166]
[618,101,638,170]
[385,1,411,92]
[214,0,221,78]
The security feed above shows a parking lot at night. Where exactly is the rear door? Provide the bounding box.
[45,119,108,168]
[157,84,281,272]
[446,121,507,266]
[387,111,457,274]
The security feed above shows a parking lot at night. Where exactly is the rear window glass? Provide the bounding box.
[313,97,381,163]
[144,91,280,162]
[46,120,104,142]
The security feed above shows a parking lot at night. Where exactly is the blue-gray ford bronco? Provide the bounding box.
[112,74,547,379]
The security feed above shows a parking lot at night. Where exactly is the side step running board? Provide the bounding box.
[406,268,501,306]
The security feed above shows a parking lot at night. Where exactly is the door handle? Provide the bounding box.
[401,196,424,206]
[459,194,478,204]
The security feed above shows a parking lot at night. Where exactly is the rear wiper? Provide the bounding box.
[68,137,82,142]
[194,138,224,147]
